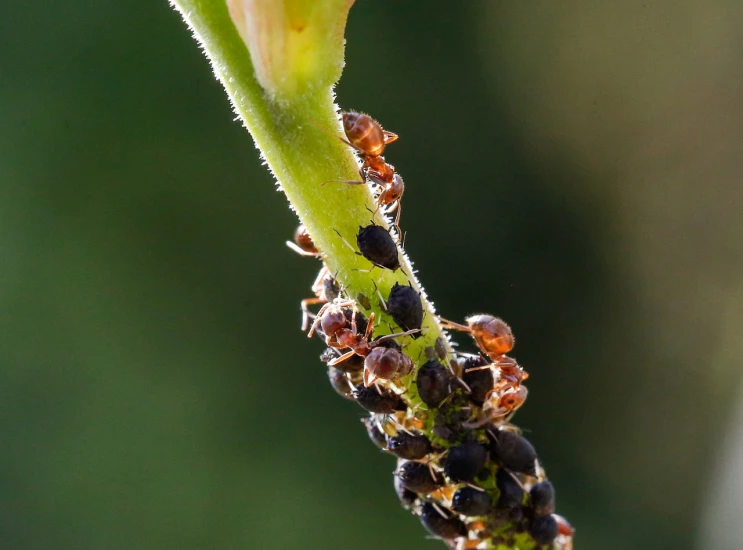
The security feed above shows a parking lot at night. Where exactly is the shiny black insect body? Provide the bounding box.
[529,514,559,545]
[488,429,537,475]
[461,355,493,405]
[387,282,423,337]
[444,442,488,482]
[396,460,444,494]
[393,473,418,510]
[451,487,492,517]
[353,384,406,414]
[361,417,387,450]
[419,502,467,540]
[416,359,454,408]
[327,367,355,400]
[495,468,525,510]
[529,480,556,517]
[387,432,433,460]
[356,224,399,270]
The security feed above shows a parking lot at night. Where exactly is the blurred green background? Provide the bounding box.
[2,1,743,549]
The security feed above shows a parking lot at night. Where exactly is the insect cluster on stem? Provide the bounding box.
[286,112,574,550]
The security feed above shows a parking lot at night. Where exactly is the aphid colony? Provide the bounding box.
[287,112,573,550]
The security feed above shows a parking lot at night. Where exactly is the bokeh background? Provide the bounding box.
[2,1,743,549]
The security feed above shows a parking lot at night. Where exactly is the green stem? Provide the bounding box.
[169,3,564,549]
[171,0,450,369]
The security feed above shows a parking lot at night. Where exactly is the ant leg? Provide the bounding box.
[438,316,472,333]
[364,312,376,340]
[308,302,333,338]
[286,241,321,257]
[328,350,357,367]
[464,365,494,373]
[372,328,421,346]
[310,266,329,296]
[363,369,378,388]
[393,202,403,237]
[301,297,326,331]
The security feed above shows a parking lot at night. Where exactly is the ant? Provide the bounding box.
[438,314,514,363]
[308,299,418,386]
[285,225,341,330]
[463,385,528,429]
[463,355,529,394]
[285,224,320,257]
[299,266,341,331]
[321,112,406,231]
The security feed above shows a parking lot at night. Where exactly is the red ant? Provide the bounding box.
[308,299,418,386]
[285,224,321,257]
[319,112,406,231]
[463,384,528,428]
[439,314,514,363]
[463,355,529,394]
[298,267,340,331]
[285,225,339,330]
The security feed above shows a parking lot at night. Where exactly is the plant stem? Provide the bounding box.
[170,3,569,549]
[171,0,451,373]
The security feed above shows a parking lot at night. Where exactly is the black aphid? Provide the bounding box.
[495,468,525,510]
[396,460,444,494]
[416,359,454,408]
[444,442,488,482]
[451,487,492,517]
[387,282,423,337]
[387,432,433,460]
[393,473,418,511]
[353,384,406,414]
[488,429,537,475]
[361,417,387,450]
[461,355,493,405]
[529,480,556,517]
[356,224,399,270]
[419,502,467,540]
[528,514,559,545]
[327,367,355,400]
